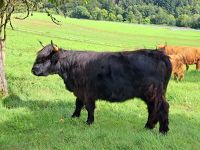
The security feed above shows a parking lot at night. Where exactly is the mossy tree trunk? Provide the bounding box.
[0,37,8,96]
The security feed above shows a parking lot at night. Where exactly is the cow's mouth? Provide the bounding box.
[31,67,44,76]
[32,69,40,76]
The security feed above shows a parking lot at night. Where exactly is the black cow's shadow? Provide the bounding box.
[2,94,74,112]
[1,94,148,133]
[2,94,143,124]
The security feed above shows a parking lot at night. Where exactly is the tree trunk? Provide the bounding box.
[0,38,8,97]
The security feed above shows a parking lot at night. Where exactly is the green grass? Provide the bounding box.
[0,12,200,150]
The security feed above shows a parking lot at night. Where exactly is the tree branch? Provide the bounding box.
[14,0,30,20]
[1,0,62,40]
[9,19,14,30]
[45,9,61,25]
[3,4,14,40]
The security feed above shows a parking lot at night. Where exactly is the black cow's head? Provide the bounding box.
[32,41,61,76]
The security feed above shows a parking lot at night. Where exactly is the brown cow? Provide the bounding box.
[169,54,185,81]
[157,44,200,71]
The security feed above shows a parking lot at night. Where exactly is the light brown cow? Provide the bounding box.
[157,44,200,71]
[169,54,185,81]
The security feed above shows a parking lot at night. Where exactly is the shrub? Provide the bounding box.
[176,14,192,27]
[117,14,123,22]
[191,14,200,28]
[126,11,137,23]
[151,9,176,25]
[100,9,108,20]
[167,14,176,26]
[107,12,117,21]
[91,7,101,20]
[141,17,150,24]
[70,6,91,19]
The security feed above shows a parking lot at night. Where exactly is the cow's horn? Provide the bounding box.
[51,40,59,52]
[38,40,45,47]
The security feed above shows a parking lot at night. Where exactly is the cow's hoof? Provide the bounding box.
[86,120,94,125]
[159,127,169,135]
[71,113,80,118]
[145,123,155,129]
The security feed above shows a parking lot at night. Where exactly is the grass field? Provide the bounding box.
[0,13,200,150]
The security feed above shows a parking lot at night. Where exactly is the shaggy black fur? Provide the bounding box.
[32,44,172,134]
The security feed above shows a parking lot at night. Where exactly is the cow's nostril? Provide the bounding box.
[32,66,40,75]
[31,68,35,73]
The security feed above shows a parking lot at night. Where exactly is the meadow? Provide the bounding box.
[0,13,200,150]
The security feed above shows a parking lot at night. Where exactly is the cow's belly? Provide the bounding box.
[102,88,136,102]
[96,80,141,102]
[95,74,161,102]
[183,53,197,64]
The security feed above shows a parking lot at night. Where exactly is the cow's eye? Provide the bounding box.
[37,58,46,63]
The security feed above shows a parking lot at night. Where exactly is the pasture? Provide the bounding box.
[0,13,200,149]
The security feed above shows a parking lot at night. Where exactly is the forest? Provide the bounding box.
[38,0,200,29]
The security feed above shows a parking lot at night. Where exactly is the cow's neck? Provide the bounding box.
[57,50,77,91]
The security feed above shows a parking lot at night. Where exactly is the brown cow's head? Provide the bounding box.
[157,42,167,51]
[32,41,61,76]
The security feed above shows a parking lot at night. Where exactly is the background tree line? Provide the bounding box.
[35,0,200,29]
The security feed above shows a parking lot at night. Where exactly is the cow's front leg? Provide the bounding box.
[85,101,96,125]
[72,98,84,118]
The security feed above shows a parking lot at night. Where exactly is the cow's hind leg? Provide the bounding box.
[85,101,96,125]
[196,61,200,70]
[72,98,84,118]
[186,64,189,71]
[173,72,178,81]
[145,84,169,134]
[145,101,158,130]
[157,99,169,134]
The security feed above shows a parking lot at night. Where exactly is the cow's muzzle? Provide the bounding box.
[32,66,41,76]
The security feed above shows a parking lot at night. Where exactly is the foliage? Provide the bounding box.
[116,14,123,22]
[43,0,200,29]
[150,9,175,25]
[125,11,136,23]
[70,6,90,19]
[107,12,117,21]
[141,17,151,24]
[2,0,200,29]
[176,14,192,27]
[100,9,108,20]
[191,14,200,28]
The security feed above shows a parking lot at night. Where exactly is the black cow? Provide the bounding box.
[32,41,172,134]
